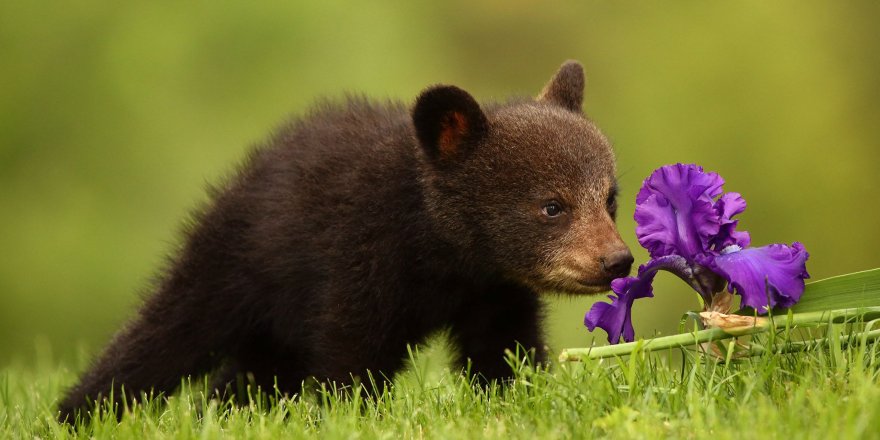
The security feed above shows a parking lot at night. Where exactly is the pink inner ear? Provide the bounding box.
[438,112,469,159]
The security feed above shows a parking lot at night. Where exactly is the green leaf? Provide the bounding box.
[789,268,880,313]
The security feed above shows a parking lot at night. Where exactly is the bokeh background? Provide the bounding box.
[2,1,879,366]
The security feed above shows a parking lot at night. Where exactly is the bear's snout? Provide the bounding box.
[599,248,634,279]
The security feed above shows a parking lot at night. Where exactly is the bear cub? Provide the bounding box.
[58,60,633,421]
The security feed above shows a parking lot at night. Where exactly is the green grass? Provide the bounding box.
[2,334,880,440]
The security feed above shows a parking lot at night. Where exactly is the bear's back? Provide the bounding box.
[223,97,432,294]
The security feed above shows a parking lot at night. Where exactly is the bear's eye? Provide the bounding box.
[606,194,618,218]
[542,201,564,218]
[606,183,619,219]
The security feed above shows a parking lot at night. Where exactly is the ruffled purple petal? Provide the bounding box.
[705,242,810,311]
[636,163,724,205]
[634,164,723,260]
[709,192,751,250]
[715,192,747,220]
[584,255,689,343]
[584,277,648,344]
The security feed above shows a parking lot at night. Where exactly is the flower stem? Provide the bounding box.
[560,306,880,361]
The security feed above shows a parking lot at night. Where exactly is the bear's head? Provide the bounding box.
[412,60,632,295]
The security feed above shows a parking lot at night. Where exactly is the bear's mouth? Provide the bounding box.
[546,277,613,295]
[577,279,612,288]
[575,278,614,293]
[534,266,616,295]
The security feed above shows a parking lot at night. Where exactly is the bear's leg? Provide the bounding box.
[210,340,307,404]
[306,325,414,398]
[451,283,546,383]
[57,285,238,423]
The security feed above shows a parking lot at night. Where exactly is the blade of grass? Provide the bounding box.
[746,327,880,356]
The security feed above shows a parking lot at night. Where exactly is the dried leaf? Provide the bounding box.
[700,311,769,335]
[708,291,735,314]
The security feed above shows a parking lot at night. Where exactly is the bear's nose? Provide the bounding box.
[600,249,634,278]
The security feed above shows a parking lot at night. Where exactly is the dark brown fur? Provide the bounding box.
[57,60,632,422]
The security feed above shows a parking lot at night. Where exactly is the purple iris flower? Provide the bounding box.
[585,164,810,344]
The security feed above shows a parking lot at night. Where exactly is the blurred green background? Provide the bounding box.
[2,1,879,366]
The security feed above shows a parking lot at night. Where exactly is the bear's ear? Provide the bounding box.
[412,85,488,163]
[537,60,585,113]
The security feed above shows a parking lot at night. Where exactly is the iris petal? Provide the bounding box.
[703,242,810,311]
[584,256,690,343]
[710,192,751,250]
[584,298,625,344]
[636,163,724,205]
[634,164,723,260]
[584,278,647,344]
[716,192,747,220]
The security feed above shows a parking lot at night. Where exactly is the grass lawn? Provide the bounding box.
[2,335,879,439]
